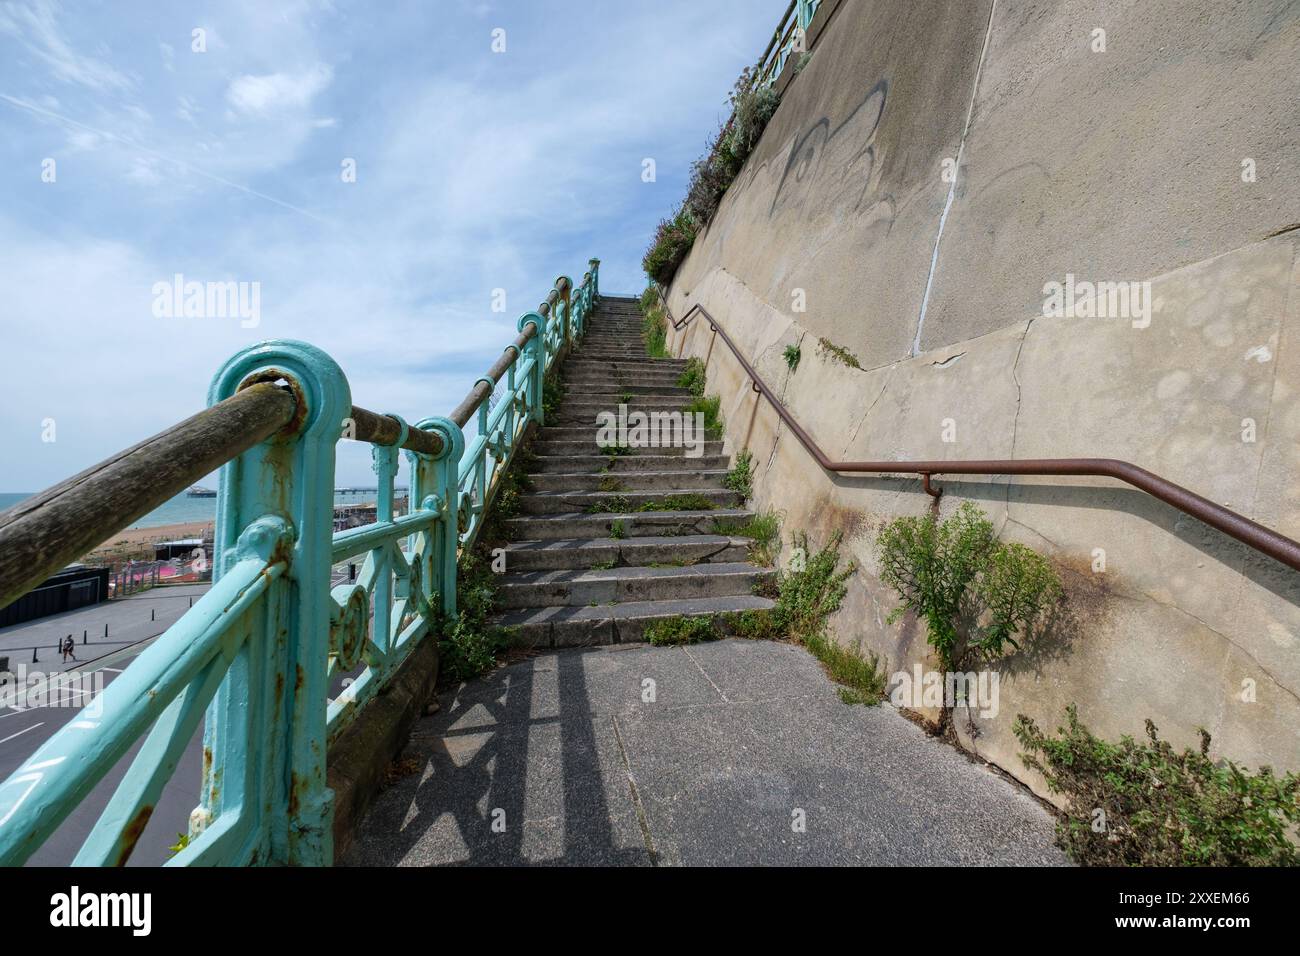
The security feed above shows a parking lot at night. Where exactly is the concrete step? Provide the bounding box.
[552,398,695,419]
[539,424,718,441]
[492,593,775,648]
[561,383,692,396]
[496,561,772,609]
[531,439,724,457]
[563,373,688,388]
[518,487,742,515]
[526,453,730,473]
[500,533,751,571]
[502,508,752,540]
[564,358,688,371]
[527,469,729,492]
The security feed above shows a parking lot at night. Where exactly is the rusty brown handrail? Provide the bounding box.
[666,302,1300,573]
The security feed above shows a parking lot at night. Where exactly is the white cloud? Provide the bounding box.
[0,0,134,92]
[225,64,332,115]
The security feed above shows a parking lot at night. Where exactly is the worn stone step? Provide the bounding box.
[500,533,751,571]
[539,426,720,444]
[496,561,771,609]
[492,594,775,648]
[532,439,724,457]
[561,383,691,396]
[518,487,741,515]
[563,374,688,389]
[564,358,688,371]
[502,508,752,540]
[526,453,730,473]
[554,398,694,418]
[527,469,729,493]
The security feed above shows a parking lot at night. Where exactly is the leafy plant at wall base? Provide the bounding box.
[875,502,1062,677]
[735,530,882,704]
[639,285,671,358]
[685,394,723,433]
[439,548,513,684]
[724,449,754,499]
[609,519,626,540]
[676,357,706,396]
[713,509,780,566]
[1014,705,1300,866]
[783,344,801,372]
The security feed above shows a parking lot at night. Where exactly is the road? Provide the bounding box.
[0,567,363,865]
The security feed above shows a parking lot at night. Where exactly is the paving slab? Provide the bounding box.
[345,639,1067,866]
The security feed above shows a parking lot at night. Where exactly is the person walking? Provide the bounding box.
[62,635,77,663]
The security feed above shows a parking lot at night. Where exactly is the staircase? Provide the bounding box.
[492,294,777,647]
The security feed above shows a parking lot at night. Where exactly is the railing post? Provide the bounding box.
[589,258,600,303]
[555,276,573,348]
[199,339,351,866]
[518,311,546,425]
[411,417,464,617]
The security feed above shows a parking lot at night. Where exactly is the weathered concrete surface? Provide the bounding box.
[343,640,1065,866]
[664,2,1300,794]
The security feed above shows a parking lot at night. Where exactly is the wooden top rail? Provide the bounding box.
[668,302,1300,574]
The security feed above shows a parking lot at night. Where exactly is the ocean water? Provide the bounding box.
[0,489,403,530]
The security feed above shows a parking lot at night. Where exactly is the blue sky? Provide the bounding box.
[0,0,787,491]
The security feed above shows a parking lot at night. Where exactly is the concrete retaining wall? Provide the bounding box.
[664,0,1300,793]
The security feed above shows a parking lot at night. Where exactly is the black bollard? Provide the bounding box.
[105,623,109,637]
[32,646,38,663]
[83,629,87,644]
[151,608,155,621]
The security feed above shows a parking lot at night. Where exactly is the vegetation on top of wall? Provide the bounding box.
[642,68,782,285]
[875,502,1062,678]
[1014,705,1300,866]
[642,210,699,286]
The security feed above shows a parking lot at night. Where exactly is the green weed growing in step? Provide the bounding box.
[439,548,517,684]
[597,475,625,493]
[783,344,801,372]
[542,370,566,420]
[589,559,617,571]
[817,337,862,370]
[586,495,631,514]
[645,614,717,646]
[604,442,634,458]
[723,449,754,499]
[685,394,723,434]
[609,519,627,540]
[588,493,716,514]
[640,493,715,512]
[1014,705,1300,866]
[713,509,780,566]
[618,388,634,404]
[676,357,706,396]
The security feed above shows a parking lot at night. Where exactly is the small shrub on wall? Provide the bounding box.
[875,502,1062,677]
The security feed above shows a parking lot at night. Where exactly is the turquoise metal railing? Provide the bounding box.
[753,0,822,90]
[0,258,599,866]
